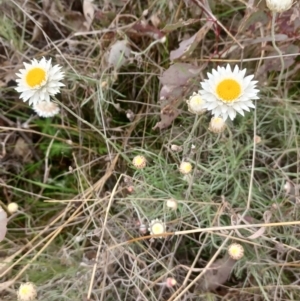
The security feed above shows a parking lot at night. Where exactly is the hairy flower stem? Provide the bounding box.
[271,12,285,89]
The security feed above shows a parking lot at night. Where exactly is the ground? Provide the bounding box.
[1,0,300,300]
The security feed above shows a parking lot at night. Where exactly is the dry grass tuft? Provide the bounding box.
[1,0,300,300]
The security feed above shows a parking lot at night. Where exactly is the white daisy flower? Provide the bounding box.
[132,155,147,169]
[266,0,293,13]
[148,219,166,239]
[15,57,64,105]
[228,243,244,260]
[17,282,37,301]
[32,101,60,118]
[186,92,206,114]
[199,64,259,121]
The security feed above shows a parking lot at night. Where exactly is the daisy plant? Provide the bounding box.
[199,64,259,121]
[15,57,64,117]
[17,282,37,301]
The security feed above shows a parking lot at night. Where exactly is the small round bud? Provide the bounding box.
[266,0,293,13]
[166,198,178,210]
[132,155,147,169]
[127,186,134,193]
[254,135,261,144]
[142,9,149,17]
[18,282,37,301]
[208,117,226,133]
[101,81,108,88]
[126,109,135,121]
[139,224,147,235]
[166,277,177,288]
[7,202,18,213]
[75,235,85,242]
[228,243,244,260]
[159,36,167,44]
[179,161,192,175]
[170,144,182,152]
[284,181,292,194]
[186,92,206,115]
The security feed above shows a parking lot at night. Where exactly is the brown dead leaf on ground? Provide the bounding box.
[30,0,91,43]
[0,61,16,88]
[131,21,165,40]
[170,21,214,60]
[31,15,47,42]
[200,256,236,291]
[262,44,299,72]
[13,137,32,163]
[0,280,14,291]
[162,18,200,33]
[150,12,161,28]
[64,10,89,32]
[106,40,131,70]
[153,63,205,130]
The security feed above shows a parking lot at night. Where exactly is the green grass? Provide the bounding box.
[1,0,300,300]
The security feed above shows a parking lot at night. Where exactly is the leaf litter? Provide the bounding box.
[1,0,300,300]
[153,63,205,130]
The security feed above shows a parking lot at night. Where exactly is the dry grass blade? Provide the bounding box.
[1,0,300,300]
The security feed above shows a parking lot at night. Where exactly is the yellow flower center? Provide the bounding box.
[152,223,164,234]
[180,162,192,174]
[20,287,29,295]
[133,155,146,168]
[212,117,223,124]
[135,157,143,165]
[230,247,239,255]
[191,95,203,105]
[216,79,241,102]
[26,67,46,88]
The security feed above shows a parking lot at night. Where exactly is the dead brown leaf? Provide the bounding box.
[107,40,131,69]
[153,63,204,130]
[31,15,46,42]
[150,13,161,28]
[13,137,32,163]
[131,21,165,40]
[162,18,199,32]
[201,256,236,291]
[64,11,88,32]
[0,280,14,291]
[170,21,214,60]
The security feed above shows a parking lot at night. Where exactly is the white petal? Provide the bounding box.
[228,108,236,120]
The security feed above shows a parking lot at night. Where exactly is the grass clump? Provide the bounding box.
[1,0,300,300]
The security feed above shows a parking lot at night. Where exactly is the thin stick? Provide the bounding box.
[115,220,300,245]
